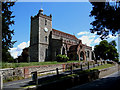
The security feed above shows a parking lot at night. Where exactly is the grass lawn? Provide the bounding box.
[90,64,115,70]
[2,60,80,68]
[2,60,115,69]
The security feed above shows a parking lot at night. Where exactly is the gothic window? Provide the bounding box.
[80,51,84,60]
[45,36,47,42]
[45,19,47,25]
[87,51,89,58]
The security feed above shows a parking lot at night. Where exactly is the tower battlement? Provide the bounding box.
[31,9,52,21]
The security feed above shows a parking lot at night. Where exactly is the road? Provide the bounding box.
[68,71,120,90]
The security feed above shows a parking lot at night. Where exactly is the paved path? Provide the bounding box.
[68,71,120,90]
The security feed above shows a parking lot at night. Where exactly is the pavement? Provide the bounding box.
[68,71,120,90]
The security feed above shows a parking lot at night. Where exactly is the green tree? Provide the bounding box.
[94,40,109,60]
[109,40,116,47]
[89,1,120,39]
[2,2,16,62]
[94,40,118,62]
[108,41,118,62]
[21,47,29,62]
[17,47,29,62]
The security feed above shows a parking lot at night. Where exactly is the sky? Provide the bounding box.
[9,2,118,58]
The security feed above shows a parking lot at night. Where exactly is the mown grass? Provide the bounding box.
[90,64,115,70]
[2,60,80,68]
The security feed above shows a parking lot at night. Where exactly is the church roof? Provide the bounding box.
[52,29,79,40]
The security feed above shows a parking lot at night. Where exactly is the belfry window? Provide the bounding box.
[45,36,47,42]
[45,19,47,25]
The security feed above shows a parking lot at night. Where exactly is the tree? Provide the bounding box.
[108,40,118,62]
[21,47,29,62]
[17,47,29,62]
[109,40,116,47]
[94,40,109,60]
[2,2,16,62]
[89,1,120,39]
[94,40,118,62]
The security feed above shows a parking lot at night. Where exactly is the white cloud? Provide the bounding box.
[94,38,101,44]
[27,41,30,46]
[77,31,89,36]
[9,48,18,59]
[9,41,30,59]
[79,35,94,46]
[17,42,27,49]
[108,34,117,40]
[77,31,119,50]
[77,31,96,46]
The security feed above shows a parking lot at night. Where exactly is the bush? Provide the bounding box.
[3,76,24,83]
[56,54,69,62]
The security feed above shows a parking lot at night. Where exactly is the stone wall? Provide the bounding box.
[28,64,63,76]
[1,64,63,80]
[1,68,24,80]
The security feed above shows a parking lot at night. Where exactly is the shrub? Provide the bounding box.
[3,76,24,83]
[56,54,69,62]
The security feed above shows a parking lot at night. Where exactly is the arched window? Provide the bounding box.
[87,51,89,58]
[62,47,65,55]
[45,19,47,25]
[80,51,84,60]
[45,36,47,42]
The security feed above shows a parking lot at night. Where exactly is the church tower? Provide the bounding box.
[30,9,52,62]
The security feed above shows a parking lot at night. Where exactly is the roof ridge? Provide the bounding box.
[52,28,78,40]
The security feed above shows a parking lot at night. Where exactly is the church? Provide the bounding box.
[29,9,93,62]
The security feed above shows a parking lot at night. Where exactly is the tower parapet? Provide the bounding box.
[31,8,52,21]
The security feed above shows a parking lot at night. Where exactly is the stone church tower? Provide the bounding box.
[30,9,52,62]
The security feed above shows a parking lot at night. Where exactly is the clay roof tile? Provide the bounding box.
[52,29,78,40]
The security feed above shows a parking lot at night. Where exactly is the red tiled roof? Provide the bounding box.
[52,29,78,40]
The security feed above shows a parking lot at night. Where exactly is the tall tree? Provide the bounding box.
[21,47,29,62]
[89,1,120,39]
[16,47,29,63]
[2,2,16,62]
[94,40,118,62]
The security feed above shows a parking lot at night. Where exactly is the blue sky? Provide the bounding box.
[9,2,118,58]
